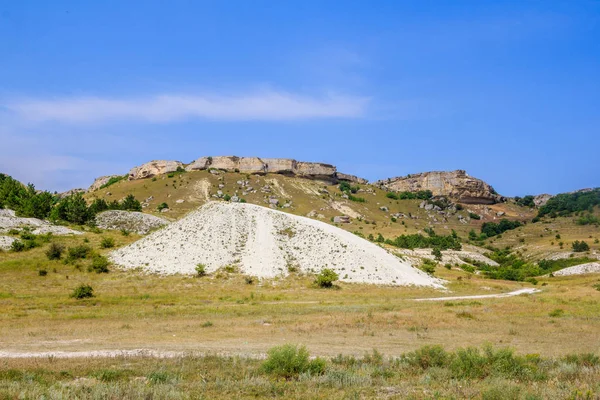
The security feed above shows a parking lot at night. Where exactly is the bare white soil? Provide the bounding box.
[0,235,16,250]
[111,202,443,288]
[95,210,169,235]
[0,209,81,235]
[552,262,600,276]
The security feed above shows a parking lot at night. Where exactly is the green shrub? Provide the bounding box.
[459,264,475,273]
[572,240,590,252]
[38,269,48,277]
[261,344,326,379]
[315,268,339,288]
[45,243,65,260]
[405,345,449,370]
[421,259,436,275]
[100,237,115,249]
[11,240,25,252]
[469,212,481,220]
[157,202,169,211]
[68,245,92,260]
[195,264,207,277]
[70,284,94,299]
[90,255,110,273]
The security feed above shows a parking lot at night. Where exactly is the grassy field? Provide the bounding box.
[2,177,600,398]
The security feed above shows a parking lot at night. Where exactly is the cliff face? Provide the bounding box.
[183,156,367,183]
[377,170,503,204]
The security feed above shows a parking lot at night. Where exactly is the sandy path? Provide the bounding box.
[413,288,540,302]
[192,179,211,201]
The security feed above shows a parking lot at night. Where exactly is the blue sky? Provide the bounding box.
[0,1,598,195]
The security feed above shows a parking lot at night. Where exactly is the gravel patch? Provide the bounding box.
[95,210,169,235]
[111,202,443,288]
[553,262,600,276]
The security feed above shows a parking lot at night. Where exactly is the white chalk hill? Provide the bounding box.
[111,202,443,288]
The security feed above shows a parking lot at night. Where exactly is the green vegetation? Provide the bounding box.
[480,219,522,238]
[195,264,207,277]
[2,345,598,399]
[0,173,55,218]
[537,188,600,219]
[70,284,94,299]
[386,230,461,251]
[100,237,115,249]
[315,268,339,288]
[339,181,359,194]
[52,193,142,225]
[386,190,433,200]
[572,240,590,252]
[347,194,366,203]
[261,344,326,379]
[514,195,535,208]
[90,255,110,273]
[157,202,169,211]
[45,243,65,260]
[98,175,126,190]
[468,212,481,220]
[420,259,437,274]
[576,214,600,226]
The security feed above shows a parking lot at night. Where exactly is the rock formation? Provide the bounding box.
[88,175,121,192]
[377,170,503,204]
[182,156,366,183]
[128,160,183,180]
[533,194,553,207]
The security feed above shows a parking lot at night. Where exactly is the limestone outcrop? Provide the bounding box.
[376,170,503,204]
[183,156,366,183]
[128,160,183,180]
[533,194,553,207]
[88,175,121,192]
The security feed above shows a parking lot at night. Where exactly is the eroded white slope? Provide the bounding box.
[111,202,443,288]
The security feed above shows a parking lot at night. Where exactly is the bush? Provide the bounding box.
[469,212,481,220]
[421,259,436,275]
[45,243,65,260]
[68,245,92,260]
[432,247,443,261]
[261,344,326,379]
[90,255,110,273]
[572,240,590,252]
[38,269,48,276]
[195,264,207,277]
[481,219,522,238]
[100,237,115,249]
[70,284,94,299]
[405,345,449,370]
[315,268,339,288]
[11,240,25,252]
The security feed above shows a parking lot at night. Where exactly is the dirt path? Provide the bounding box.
[413,288,540,302]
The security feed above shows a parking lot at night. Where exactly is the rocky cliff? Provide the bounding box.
[376,170,503,204]
[129,156,369,183]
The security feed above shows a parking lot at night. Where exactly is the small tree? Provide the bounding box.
[432,247,443,262]
[315,268,339,288]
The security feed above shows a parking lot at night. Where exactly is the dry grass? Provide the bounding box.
[1,232,600,359]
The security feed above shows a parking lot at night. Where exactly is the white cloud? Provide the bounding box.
[5,91,369,123]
